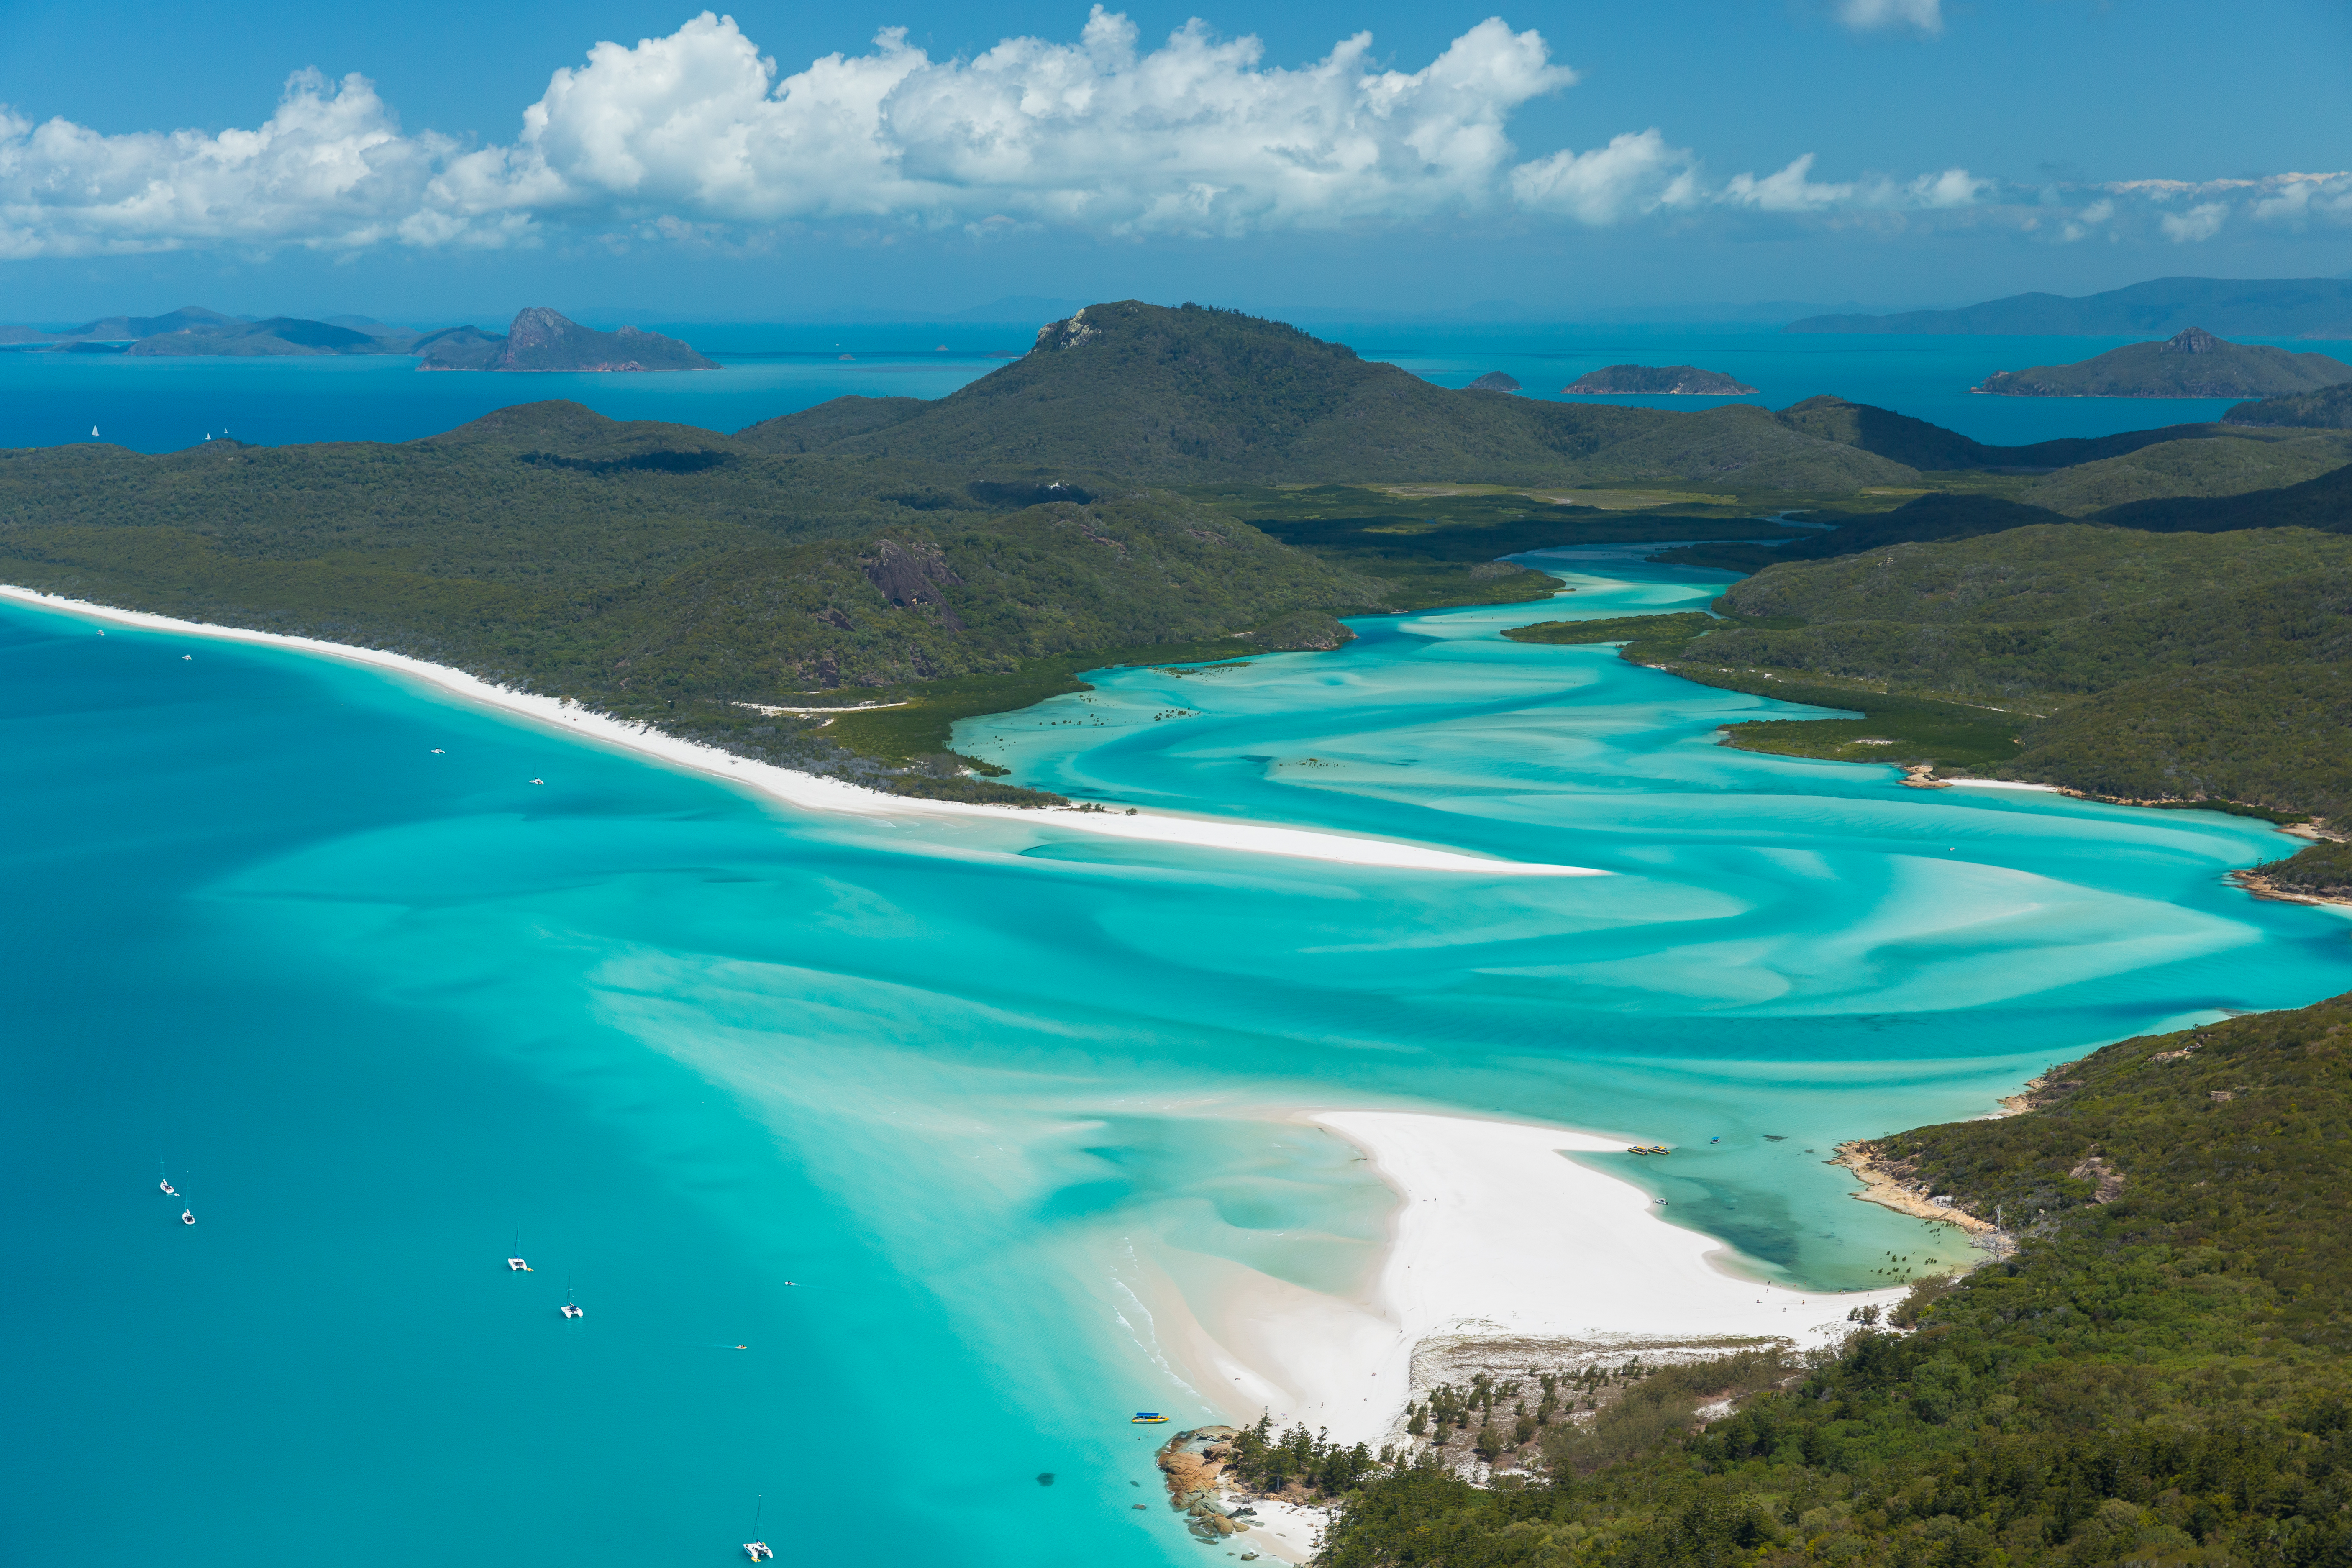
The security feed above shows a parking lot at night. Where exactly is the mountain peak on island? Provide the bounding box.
[414,308,719,372]
[1972,329,2352,399]
[735,299,1918,489]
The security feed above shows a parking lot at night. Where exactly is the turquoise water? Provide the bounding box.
[7,554,2350,1564]
[10,324,2342,453]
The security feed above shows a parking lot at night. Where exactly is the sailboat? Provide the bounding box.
[742,1497,773,1561]
[159,1161,178,1197]
[181,1208,195,1225]
[507,1228,532,1272]
[560,1276,584,1319]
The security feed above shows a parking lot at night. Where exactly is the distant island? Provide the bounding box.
[1465,372,1520,392]
[416,309,718,372]
[0,305,717,372]
[1786,275,2352,338]
[1563,364,1758,395]
[1971,327,2352,398]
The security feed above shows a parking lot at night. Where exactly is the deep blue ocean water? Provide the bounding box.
[6,321,2343,453]
[7,550,2351,1565]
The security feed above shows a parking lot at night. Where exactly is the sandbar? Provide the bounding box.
[0,585,1605,879]
[1148,1109,1911,1452]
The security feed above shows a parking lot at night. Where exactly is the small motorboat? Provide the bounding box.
[1131,1412,1170,1424]
[180,1209,195,1225]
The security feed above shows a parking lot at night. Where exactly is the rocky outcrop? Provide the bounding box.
[859,540,966,628]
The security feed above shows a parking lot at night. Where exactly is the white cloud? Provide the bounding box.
[430,8,1580,241]
[2158,202,2227,243]
[2057,197,2114,243]
[1721,154,1855,212]
[1837,0,1944,36]
[0,70,448,258]
[2250,173,2352,228]
[0,9,2330,259]
[1510,129,1697,224]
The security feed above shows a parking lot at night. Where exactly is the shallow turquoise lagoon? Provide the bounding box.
[5,557,2349,1565]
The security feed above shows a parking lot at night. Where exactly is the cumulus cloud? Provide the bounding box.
[1510,129,1697,223]
[0,70,448,259]
[3,8,1576,253]
[0,8,2330,258]
[1837,0,1943,36]
[2158,202,2228,243]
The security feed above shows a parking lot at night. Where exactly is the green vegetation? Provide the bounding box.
[2228,384,2352,432]
[1773,395,2221,471]
[1974,328,2352,399]
[0,401,1404,796]
[1681,526,2352,812]
[2099,460,2352,534]
[738,302,1921,489]
[1503,612,1722,647]
[2021,433,2352,515]
[1563,366,1759,396]
[1316,989,2352,1568]
[2250,840,2352,899]
[1223,1416,1384,1499]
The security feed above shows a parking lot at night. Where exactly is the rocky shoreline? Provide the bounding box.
[1831,1140,2004,1237]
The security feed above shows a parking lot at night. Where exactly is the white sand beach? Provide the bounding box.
[0,585,1604,879]
[1151,1109,1914,1452]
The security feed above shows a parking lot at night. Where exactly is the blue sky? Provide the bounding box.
[2,0,2347,323]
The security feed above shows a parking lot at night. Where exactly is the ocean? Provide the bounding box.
[5,320,2342,453]
[6,551,2349,1565]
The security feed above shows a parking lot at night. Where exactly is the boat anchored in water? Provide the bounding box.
[159,1162,178,1197]
[742,1496,773,1560]
[560,1277,584,1319]
[507,1228,532,1272]
[1131,1412,1170,1424]
[181,1209,195,1225]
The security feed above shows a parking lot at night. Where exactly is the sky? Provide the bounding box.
[1,0,2347,323]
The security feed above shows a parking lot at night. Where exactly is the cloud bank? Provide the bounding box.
[0,8,2336,259]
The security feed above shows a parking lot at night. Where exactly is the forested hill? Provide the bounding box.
[738,301,1917,489]
[0,402,1427,800]
[1316,989,2352,1568]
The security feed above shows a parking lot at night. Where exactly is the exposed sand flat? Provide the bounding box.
[1154,1110,1910,1450]
[0,585,1606,879]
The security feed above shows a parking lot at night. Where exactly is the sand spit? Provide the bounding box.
[0,585,1607,879]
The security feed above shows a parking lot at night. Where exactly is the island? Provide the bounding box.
[414,308,719,372]
[1464,371,1521,391]
[1786,273,2352,338]
[0,303,719,371]
[1563,364,1758,395]
[1971,326,2352,398]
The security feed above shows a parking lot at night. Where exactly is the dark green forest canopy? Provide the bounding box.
[1314,991,2352,1568]
[1533,525,2352,809]
[736,302,1921,489]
